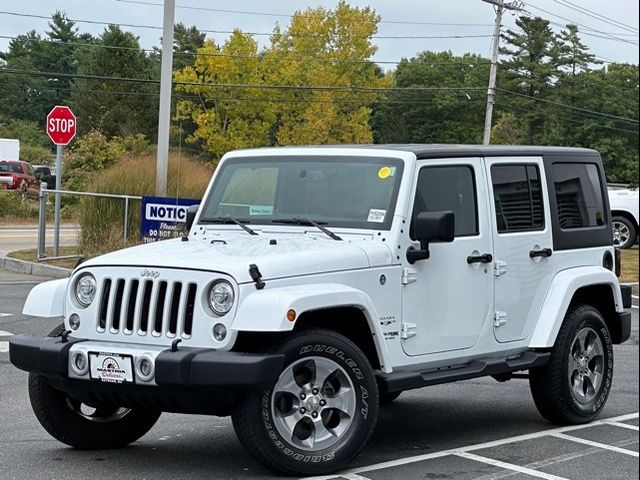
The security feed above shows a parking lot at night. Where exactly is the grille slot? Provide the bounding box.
[97,277,196,339]
[98,279,112,331]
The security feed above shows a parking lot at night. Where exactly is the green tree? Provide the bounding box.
[71,26,157,138]
[371,51,489,143]
[497,16,561,143]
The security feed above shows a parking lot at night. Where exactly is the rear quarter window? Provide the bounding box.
[0,162,22,174]
[552,163,606,229]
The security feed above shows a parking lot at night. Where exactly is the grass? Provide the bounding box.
[620,246,639,284]
[8,246,80,269]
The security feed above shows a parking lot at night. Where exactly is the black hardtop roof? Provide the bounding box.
[243,144,599,160]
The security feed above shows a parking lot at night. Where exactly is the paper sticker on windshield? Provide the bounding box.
[367,209,386,223]
[378,166,396,179]
[249,205,273,216]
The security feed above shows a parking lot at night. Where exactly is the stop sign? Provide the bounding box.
[46,106,77,145]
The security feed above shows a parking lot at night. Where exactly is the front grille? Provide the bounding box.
[97,277,196,338]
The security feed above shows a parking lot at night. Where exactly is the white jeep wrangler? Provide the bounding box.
[10,145,633,476]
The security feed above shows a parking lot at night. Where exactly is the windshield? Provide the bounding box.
[200,156,404,230]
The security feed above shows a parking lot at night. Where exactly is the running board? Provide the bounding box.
[377,351,550,393]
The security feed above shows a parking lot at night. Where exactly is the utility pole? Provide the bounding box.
[156,0,175,196]
[482,0,521,145]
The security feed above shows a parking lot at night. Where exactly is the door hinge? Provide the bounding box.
[401,322,417,339]
[401,267,417,285]
[494,260,508,277]
[494,311,507,327]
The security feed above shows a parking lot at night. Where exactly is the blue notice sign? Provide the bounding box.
[140,196,200,242]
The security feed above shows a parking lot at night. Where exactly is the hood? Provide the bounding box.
[82,233,393,284]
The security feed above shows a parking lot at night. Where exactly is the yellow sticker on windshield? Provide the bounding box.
[378,166,393,179]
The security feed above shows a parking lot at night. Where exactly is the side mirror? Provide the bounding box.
[185,205,199,232]
[407,211,455,264]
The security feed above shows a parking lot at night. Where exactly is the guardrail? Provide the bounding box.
[38,185,142,262]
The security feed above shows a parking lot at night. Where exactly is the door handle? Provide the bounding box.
[529,248,552,259]
[467,253,493,264]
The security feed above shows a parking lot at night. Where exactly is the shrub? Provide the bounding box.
[20,145,53,164]
[0,190,39,219]
[78,153,213,257]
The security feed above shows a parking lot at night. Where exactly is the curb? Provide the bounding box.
[0,256,71,279]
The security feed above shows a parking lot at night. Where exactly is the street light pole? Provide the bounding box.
[482,0,521,145]
[156,0,175,197]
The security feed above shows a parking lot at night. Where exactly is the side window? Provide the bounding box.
[552,163,606,229]
[491,164,544,233]
[411,165,478,238]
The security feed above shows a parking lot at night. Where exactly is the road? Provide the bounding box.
[0,271,637,480]
[0,224,79,256]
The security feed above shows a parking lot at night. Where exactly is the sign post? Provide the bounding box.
[46,106,77,257]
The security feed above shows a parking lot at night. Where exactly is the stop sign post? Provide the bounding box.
[46,106,77,257]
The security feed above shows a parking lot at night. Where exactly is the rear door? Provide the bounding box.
[486,157,554,343]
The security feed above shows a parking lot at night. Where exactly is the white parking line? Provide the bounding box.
[549,433,639,457]
[302,412,640,480]
[455,452,568,480]
[0,313,12,317]
[603,421,640,432]
[632,295,639,300]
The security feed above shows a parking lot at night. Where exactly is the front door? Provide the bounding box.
[401,158,494,356]
[486,157,554,343]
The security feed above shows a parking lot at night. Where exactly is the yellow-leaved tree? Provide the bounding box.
[174,1,390,158]
[174,31,277,158]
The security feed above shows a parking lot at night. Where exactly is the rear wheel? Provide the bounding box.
[232,329,379,476]
[529,305,613,425]
[28,324,161,449]
[612,216,636,249]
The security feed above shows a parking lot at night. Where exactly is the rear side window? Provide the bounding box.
[491,164,544,233]
[552,163,606,229]
[0,162,22,174]
[411,165,478,238]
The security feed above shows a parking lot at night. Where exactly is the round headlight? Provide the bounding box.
[75,273,97,307]
[208,280,234,315]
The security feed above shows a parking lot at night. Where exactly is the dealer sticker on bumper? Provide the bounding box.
[89,352,134,383]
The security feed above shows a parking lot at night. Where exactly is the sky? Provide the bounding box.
[0,0,638,67]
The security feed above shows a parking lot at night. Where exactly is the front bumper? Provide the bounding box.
[9,334,284,391]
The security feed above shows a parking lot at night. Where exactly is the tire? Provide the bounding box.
[28,324,161,449]
[231,329,379,476]
[379,391,402,406]
[529,305,613,425]
[612,215,637,249]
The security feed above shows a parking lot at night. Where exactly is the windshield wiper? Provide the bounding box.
[271,218,342,241]
[199,217,258,236]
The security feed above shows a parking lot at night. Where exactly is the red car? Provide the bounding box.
[0,160,40,196]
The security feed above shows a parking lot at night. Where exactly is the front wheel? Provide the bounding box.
[232,329,379,476]
[529,305,613,425]
[28,324,161,449]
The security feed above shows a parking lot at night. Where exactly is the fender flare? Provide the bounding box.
[22,278,69,317]
[233,283,389,367]
[528,266,623,348]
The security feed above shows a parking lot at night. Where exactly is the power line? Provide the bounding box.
[551,0,639,34]
[113,0,495,27]
[0,10,494,41]
[0,83,488,106]
[496,88,639,123]
[496,102,639,135]
[0,67,489,93]
[0,34,492,67]
[521,2,639,46]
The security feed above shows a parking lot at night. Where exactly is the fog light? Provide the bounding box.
[136,357,154,381]
[71,351,88,375]
[69,313,81,330]
[213,323,227,341]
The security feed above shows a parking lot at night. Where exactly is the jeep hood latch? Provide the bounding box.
[249,264,266,290]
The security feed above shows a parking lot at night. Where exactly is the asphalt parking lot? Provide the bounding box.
[0,271,637,480]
